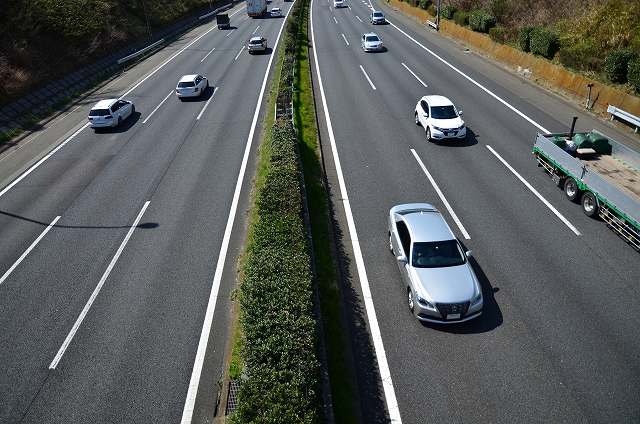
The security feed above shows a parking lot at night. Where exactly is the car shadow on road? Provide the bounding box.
[93,111,141,133]
[178,85,216,102]
[420,248,503,334]
[432,127,479,147]
[0,209,158,230]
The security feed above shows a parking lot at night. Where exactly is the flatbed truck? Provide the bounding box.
[533,130,640,250]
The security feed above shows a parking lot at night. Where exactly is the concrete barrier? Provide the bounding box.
[386,0,640,118]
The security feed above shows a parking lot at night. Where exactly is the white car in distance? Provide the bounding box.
[247,36,268,53]
[88,99,135,129]
[361,32,384,52]
[175,74,209,99]
[270,7,282,16]
[334,0,344,8]
[414,95,466,142]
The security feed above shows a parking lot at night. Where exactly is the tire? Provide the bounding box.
[131,105,135,115]
[581,191,599,218]
[388,232,394,253]
[407,288,415,313]
[415,112,420,126]
[564,178,580,202]
[426,127,432,142]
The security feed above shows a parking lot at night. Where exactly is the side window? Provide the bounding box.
[111,103,120,112]
[421,101,429,116]
[195,76,202,84]
[395,220,411,257]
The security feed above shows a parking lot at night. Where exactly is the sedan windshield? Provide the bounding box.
[430,105,457,119]
[250,39,263,44]
[373,12,383,17]
[366,36,379,42]
[412,240,466,268]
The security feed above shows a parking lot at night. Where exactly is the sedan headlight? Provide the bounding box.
[458,124,466,130]
[416,294,435,309]
[471,292,482,305]
[432,126,447,132]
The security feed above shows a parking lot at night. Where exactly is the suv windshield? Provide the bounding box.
[89,109,110,116]
[430,105,457,119]
[373,12,383,17]
[366,35,379,42]
[250,39,263,44]
[178,81,195,88]
[412,240,465,268]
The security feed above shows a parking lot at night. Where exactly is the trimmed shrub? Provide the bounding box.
[441,5,456,19]
[558,41,603,72]
[453,10,469,26]
[469,10,496,33]
[529,27,559,59]
[489,26,508,44]
[419,0,430,10]
[628,57,640,93]
[518,26,533,52]
[427,4,437,15]
[604,49,637,83]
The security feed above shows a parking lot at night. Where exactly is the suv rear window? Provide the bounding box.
[178,81,195,88]
[89,109,110,116]
[250,39,263,44]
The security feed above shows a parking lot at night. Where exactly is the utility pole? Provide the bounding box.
[436,0,441,30]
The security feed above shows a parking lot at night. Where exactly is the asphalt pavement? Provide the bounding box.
[0,3,292,423]
[311,0,640,422]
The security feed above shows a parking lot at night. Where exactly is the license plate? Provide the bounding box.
[447,313,460,320]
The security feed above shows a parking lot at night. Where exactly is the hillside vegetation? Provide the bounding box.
[413,0,640,92]
[0,0,217,105]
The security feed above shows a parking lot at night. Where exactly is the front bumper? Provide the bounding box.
[372,19,385,24]
[431,126,466,140]
[414,299,482,324]
[363,45,384,52]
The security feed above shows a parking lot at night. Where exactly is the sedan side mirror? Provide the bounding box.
[458,110,464,116]
[396,255,408,264]
[465,250,473,258]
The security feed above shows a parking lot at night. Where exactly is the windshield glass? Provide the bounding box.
[250,39,263,44]
[430,105,457,119]
[373,12,383,17]
[412,240,465,268]
[366,35,379,42]
[89,109,110,116]
[178,81,195,88]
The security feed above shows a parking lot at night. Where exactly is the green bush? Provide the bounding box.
[558,41,603,72]
[419,0,430,10]
[489,26,507,44]
[518,26,533,52]
[441,5,456,19]
[529,27,559,59]
[604,49,637,83]
[427,4,437,15]
[453,10,469,26]
[469,10,496,33]
[628,57,640,93]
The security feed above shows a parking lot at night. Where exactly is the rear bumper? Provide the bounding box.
[89,120,115,128]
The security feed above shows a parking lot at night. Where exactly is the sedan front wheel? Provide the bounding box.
[426,127,432,142]
[407,288,415,313]
[414,112,420,126]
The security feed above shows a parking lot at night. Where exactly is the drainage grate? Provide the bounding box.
[225,379,241,415]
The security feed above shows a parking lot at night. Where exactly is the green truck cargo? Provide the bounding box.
[533,130,640,250]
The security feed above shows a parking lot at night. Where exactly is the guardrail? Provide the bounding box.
[199,3,233,20]
[608,104,640,133]
[117,38,165,64]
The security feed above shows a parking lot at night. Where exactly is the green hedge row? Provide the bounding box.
[453,10,469,26]
[231,0,322,422]
[604,49,637,84]
[441,5,456,19]
[468,10,496,33]
[529,27,559,59]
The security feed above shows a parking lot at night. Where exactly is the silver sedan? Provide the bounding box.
[388,203,483,323]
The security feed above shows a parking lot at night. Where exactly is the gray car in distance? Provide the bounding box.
[388,203,483,323]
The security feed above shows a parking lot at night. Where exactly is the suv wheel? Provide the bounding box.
[407,288,415,313]
[415,112,420,126]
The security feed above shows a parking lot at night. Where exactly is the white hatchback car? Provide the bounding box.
[414,95,466,141]
[88,99,134,129]
[333,0,344,8]
[270,7,282,16]
[176,74,209,99]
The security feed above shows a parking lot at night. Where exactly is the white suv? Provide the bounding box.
[334,0,344,8]
[414,95,466,142]
[175,74,209,99]
[88,99,134,129]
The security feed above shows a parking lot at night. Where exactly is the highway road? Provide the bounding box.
[0,2,293,423]
[310,0,640,422]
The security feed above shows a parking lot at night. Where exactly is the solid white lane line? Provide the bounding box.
[0,123,89,199]
[388,20,550,134]
[196,87,219,120]
[179,2,296,422]
[252,25,260,35]
[486,145,581,236]
[201,47,216,62]
[0,216,61,287]
[226,29,235,37]
[411,149,471,239]
[355,15,363,22]
[234,45,244,61]
[310,1,402,422]
[359,65,377,90]
[49,201,151,369]
[401,62,428,87]
[0,5,248,200]
[341,33,349,46]
[333,16,338,24]
[143,91,173,124]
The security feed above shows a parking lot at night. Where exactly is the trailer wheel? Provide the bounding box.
[581,191,599,218]
[564,178,580,202]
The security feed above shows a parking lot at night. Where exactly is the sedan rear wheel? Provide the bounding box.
[415,112,420,126]
[426,127,432,142]
[388,232,393,253]
[407,288,415,313]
